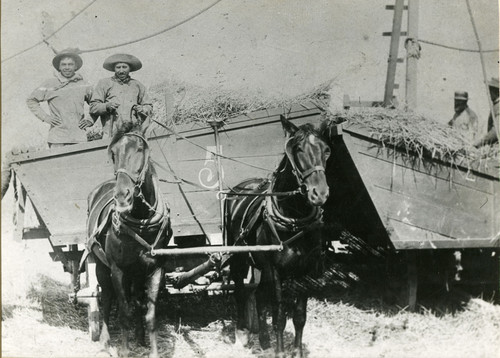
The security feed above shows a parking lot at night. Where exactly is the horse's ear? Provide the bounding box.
[320,119,342,142]
[280,115,299,136]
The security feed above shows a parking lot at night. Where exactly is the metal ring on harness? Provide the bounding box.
[216,190,226,201]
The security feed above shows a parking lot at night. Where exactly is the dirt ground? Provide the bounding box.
[2,183,500,358]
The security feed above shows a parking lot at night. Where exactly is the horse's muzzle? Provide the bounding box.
[114,187,134,213]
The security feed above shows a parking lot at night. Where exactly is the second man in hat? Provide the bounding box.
[448,91,478,143]
[90,54,153,137]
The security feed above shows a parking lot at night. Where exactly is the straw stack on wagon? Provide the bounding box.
[148,79,497,164]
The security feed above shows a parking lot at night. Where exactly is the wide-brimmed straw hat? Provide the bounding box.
[454,91,468,101]
[52,48,83,71]
[103,54,142,72]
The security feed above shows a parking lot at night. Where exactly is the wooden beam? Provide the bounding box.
[22,227,50,240]
[406,0,419,109]
[343,94,384,109]
[49,249,84,262]
[14,184,27,242]
[383,0,405,106]
[406,251,418,311]
[386,4,408,10]
[151,244,283,256]
[382,31,408,36]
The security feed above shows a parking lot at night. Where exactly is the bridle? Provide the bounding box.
[108,132,171,255]
[109,132,151,198]
[283,134,328,193]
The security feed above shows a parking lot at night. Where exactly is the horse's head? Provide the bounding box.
[281,115,331,206]
[108,131,150,213]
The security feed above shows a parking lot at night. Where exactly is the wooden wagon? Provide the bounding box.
[8,101,500,340]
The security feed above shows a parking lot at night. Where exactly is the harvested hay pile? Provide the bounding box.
[329,107,499,162]
[304,297,500,358]
[148,79,331,125]
[26,275,88,331]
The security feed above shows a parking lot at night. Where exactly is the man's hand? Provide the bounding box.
[134,105,152,117]
[44,116,62,126]
[140,105,152,116]
[106,102,120,112]
[79,118,94,129]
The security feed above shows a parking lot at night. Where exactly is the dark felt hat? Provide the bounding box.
[52,48,83,71]
[454,91,468,101]
[103,54,142,72]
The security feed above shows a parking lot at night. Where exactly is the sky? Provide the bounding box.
[1,0,499,154]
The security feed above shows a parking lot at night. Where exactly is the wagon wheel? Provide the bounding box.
[86,257,101,341]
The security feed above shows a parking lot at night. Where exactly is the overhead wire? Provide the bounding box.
[417,38,498,53]
[1,0,99,63]
[79,0,223,53]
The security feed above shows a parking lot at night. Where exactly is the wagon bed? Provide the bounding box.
[10,102,324,249]
[327,122,499,251]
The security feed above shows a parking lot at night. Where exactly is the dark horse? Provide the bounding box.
[86,125,171,358]
[225,116,331,357]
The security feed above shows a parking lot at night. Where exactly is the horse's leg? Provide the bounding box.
[96,260,113,348]
[232,254,250,347]
[271,267,286,358]
[292,294,308,358]
[110,264,132,357]
[144,266,163,358]
[255,267,272,350]
[132,277,146,347]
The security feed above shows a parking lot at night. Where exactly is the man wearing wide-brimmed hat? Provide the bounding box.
[90,53,152,137]
[474,78,499,147]
[448,90,478,143]
[26,48,95,147]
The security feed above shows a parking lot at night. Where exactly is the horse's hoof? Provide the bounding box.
[234,328,250,347]
[291,348,304,358]
[118,347,130,358]
[95,349,112,357]
[107,347,119,357]
[99,339,110,349]
[259,336,271,350]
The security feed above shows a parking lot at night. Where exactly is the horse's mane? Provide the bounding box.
[108,127,144,155]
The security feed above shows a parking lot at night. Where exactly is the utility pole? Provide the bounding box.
[405,0,419,110]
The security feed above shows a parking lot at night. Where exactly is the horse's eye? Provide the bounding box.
[324,147,331,159]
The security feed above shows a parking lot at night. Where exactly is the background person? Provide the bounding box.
[26,48,95,148]
[474,78,499,147]
[448,91,478,143]
[90,54,152,137]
